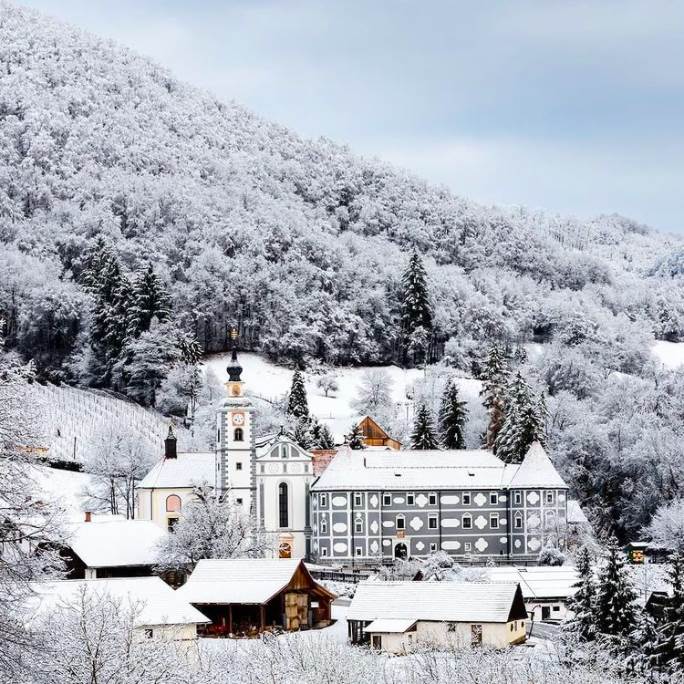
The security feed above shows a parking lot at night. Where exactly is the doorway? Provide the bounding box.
[394,542,408,560]
[541,606,551,620]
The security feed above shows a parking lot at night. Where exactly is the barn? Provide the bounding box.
[176,558,336,637]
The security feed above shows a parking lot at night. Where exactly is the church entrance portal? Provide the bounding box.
[394,542,408,560]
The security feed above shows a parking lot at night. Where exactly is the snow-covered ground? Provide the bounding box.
[31,465,95,522]
[652,340,684,369]
[204,352,482,441]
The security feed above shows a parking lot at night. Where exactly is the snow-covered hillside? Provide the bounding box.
[29,383,184,464]
[204,352,482,441]
[652,341,684,369]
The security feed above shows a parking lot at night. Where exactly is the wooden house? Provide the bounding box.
[176,558,336,637]
[357,416,401,450]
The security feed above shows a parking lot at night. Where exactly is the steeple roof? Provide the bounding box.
[507,441,567,489]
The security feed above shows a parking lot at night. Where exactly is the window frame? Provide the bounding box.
[278,482,289,528]
[235,461,242,471]
[462,492,471,505]
[462,513,472,529]
[428,516,438,530]
[490,492,498,505]
[514,514,523,529]
[234,427,244,442]
[407,492,415,506]
[545,491,555,505]
[396,515,406,530]
[428,492,437,506]
[464,542,472,551]
[320,517,328,534]
[383,493,392,507]
[429,542,437,552]
[354,492,363,507]
[490,513,499,529]
[514,491,522,505]
[355,546,363,557]
[354,518,363,534]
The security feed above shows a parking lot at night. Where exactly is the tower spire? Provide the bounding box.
[226,326,242,382]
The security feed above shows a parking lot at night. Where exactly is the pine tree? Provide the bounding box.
[310,419,335,450]
[653,552,684,673]
[293,416,313,450]
[438,379,468,449]
[495,372,547,464]
[347,423,364,450]
[411,403,439,450]
[400,250,432,364]
[479,345,509,448]
[286,369,309,419]
[595,539,638,639]
[127,264,170,337]
[565,545,596,641]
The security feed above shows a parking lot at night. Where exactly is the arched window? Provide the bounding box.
[166,494,181,513]
[279,482,289,528]
[234,427,244,442]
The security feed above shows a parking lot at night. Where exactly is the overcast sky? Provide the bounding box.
[21,1,684,233]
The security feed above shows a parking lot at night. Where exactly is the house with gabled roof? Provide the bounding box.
[347,581,528,652]
[176,558,336,637]
[357,416,402,450]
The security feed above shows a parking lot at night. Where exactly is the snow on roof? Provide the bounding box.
[567,499,590,525]
[507,442,568,489]
[312,442,568,491]
[138,451,215,489]
[31,577,209,627]
[177,558,305,605]
[31,465,94,522]
[485,566,579,600]
[365,618,417,633]
[347,581,523,623]
[67,518,166,568]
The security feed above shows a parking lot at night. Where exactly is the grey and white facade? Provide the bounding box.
[310,443,569,563]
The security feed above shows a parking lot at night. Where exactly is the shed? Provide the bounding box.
[357,416,402,450]
[176,558,336,637]
[347,581,528,652]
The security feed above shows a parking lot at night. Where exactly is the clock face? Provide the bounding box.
[231,413,245,426]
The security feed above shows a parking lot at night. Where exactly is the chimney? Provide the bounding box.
[84,511,92,523]
[165,424,177,459]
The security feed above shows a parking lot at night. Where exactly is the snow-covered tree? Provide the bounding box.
[352,369,393,417]
[594,539,637,639]
[155,485,272,571]
[646,499,684,552]
[347,423,364,450]
[565,545,597,641]
[652,552,684,674]
[310,419,335,449]
[293,416,313,450]
[286,369,309,419]
[479,345,509,448]
[411,403,439,450]
[495,372,547,464]
[438,378,468,449]
[316,372,339,398]
[538,544,566,566]
[127,263,170,337]
[400,250,432,364]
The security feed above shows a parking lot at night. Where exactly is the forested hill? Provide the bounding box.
[1,1,683,380]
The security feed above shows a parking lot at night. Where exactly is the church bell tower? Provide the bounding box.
[217,328,255,514]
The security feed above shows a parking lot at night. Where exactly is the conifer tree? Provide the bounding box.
[293,416,313,450]
[595,539,638,639]
[495,372,547,464]
[653,552,684,673]
[479,345,509,448]
[411,403,439,450]
[127,264,170,337]
[400,250,432,363]
[347,423,364,450]
[565,545,596,641]
[438,379,468,449]
[287,369,309,419]
[310,420,335,450]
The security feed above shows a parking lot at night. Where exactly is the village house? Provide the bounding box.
[31,577,209,642]
[176,558,336,637]
[310,441,569,564]
[357,415,402,450]
[347,581,528,653]
[485,566,579,621]
[61,515,166,579]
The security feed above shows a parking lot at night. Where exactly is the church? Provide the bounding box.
[137,348,570,564]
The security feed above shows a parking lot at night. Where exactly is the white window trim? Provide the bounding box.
[354,493,362,507]
[462,492,471,505]
[355,547,363,557]
[462,513,472,529]
[396,515,405,530]
[383,494,392,506]
[490,513,499,529]
[428,516,438,529]
[320,494,327,507]
[428,492,437,505]
[464,542,472,551]
[407,492,415,506]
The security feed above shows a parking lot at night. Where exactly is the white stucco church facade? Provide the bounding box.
[137,348,314,559]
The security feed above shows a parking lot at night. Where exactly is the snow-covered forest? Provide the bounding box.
[1,1,683,546]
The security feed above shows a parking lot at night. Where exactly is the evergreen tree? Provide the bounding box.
[595,539,638,639]
[287,369,309,419]
[479,345,509,448]
[400,250,432,364]
[127,264,170,337]
[411,403,439,450]
[310,419,335,450]
[347,423,364,450]
[653,552,684,673]
[438,378,468,449]
[293,416,313,450]
[565,545,596,641]
[495,372,547,464]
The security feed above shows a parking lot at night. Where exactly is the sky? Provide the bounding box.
[20,0,684,234]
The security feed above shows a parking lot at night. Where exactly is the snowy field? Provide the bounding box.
[652,340,684,369]
[30,465,95,523]
[204,352,483,441]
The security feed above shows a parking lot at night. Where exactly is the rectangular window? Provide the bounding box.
[429,493,437,505]
[321,547,328,557]
[354,519,363,534]
[383,494,392,506]
[490,514,499,529]
[462,493,471,505]
[430,543,437,552]
[407,493,415,506]
[490,492,498,505]
[320,494,327,507]
[514,516,523,529]
[355,547,362,557]
[236,462,242,470]
[462,515,472,529]
[396,516,405,530]
[428,516,438,529]
[354,493,362,507]
[320,518,328,534]
[236,498,243,505]
[260,465,265,473]
[464,542,471,551]
[514,492,522,505]
[546,491,554,504]
[144,628,153,639]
